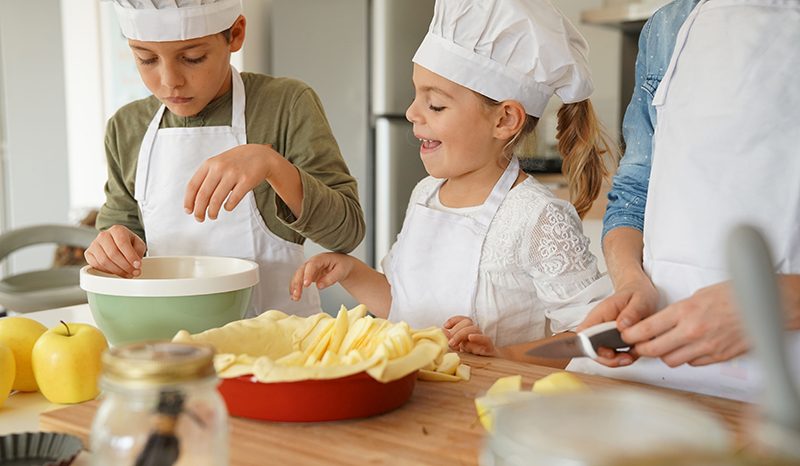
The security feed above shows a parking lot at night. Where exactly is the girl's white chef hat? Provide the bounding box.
[413,0,594,117]
[103,0,242,42]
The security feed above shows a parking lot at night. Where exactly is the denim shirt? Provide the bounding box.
[601,0,701,245]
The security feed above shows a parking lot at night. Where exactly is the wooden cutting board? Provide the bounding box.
[40,353,753,466]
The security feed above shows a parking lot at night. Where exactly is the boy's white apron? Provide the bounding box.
[568,0,800,400]
[388,156,520,342]
[134,67,321,318]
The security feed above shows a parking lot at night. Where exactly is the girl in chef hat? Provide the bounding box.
[85,0,366,318]
[291,0,616,364]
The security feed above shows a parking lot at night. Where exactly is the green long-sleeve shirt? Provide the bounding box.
[97,72,365,253]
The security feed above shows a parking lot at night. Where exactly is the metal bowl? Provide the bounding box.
[0,432,82,466]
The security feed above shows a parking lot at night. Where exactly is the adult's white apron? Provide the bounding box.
[388,156,520,340]
[134,66,321,318]
[567,0,800,400]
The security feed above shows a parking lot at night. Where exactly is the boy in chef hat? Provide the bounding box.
[291,0,616,365]
[85,0,365,318]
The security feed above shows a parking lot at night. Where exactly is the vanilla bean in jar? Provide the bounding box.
[91,341,229,466]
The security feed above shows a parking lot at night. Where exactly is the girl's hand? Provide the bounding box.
[84,225,147,278]
[290,253,355,301]
[184,144,276,222]
[443,316,504,358]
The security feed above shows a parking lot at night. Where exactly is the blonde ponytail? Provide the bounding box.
[556,100,618,219]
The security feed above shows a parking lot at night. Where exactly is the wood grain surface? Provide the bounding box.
[40,353,755,465]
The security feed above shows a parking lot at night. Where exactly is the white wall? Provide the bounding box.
[0,0,71,275]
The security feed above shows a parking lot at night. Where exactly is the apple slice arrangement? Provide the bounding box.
[0,316,108,406]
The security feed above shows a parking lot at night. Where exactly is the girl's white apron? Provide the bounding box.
[568,0,800,400]
[388,156,521,342]
[134,67,321,318]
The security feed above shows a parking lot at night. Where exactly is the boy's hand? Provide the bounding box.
[290,253,355,301]
[84,225,146,278]
[443,316,502,358]
[184,144,276,222]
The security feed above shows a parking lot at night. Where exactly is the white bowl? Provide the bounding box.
[80,256,259,345]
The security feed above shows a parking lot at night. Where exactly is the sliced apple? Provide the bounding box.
[418,370,460,382]
[435,352,460,375]
[455,363,471,381]
[486,375,522,395]
[532,372,589,395]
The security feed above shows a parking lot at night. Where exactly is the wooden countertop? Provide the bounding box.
[40,353,754,466]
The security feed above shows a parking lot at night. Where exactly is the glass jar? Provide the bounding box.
[91,341,229,466]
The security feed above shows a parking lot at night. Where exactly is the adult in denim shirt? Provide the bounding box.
[576,0,800,373]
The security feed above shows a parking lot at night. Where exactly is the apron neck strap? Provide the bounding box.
[135,66,247,202]
[230,65,246,132]
[652,0,710,107]
[475,155,519,226]
[420,155,520,228]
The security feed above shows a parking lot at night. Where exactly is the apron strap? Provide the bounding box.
[135,66,248,202]
[652,0,710,107]
[476,155,519,228]
[417,155,520,232]
[134,104,168,202]
[230,65,246,136]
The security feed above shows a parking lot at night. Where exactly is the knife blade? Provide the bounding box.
[525,321,630,359]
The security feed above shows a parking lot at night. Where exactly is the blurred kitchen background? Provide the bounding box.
[0,0,671,312]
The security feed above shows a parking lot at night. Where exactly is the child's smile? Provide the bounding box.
[418,138,442,153]
[406,64,507,186]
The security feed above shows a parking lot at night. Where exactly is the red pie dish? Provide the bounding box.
[217,370,417,423]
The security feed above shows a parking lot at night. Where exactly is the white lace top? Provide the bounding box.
[381,175,613,347]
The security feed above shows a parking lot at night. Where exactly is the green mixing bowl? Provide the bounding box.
[80,256,259,345]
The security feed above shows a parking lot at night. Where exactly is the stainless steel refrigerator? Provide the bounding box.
[271,0,433,312]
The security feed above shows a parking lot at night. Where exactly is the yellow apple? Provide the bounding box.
[31,321,108,404]
[0,316,48,391]
[0,341,15,407]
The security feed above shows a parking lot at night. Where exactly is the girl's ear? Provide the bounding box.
[495,101,526,140]
[229,15,246,53]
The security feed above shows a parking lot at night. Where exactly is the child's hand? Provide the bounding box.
[84,225,146,278]
[290,253,355,301]
[184,144,277,222]
[443,316,502,358]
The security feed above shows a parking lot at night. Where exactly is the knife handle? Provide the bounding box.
[582,321,629,354]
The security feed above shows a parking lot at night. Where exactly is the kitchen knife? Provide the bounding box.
[525,321,629,359]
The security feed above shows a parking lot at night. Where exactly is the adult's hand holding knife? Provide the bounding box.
[525,321,631,360]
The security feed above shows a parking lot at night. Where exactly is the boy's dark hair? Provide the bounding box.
[220,27,232,44]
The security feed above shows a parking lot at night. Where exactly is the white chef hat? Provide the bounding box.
[413,0,594,117]
[103,0,242,42]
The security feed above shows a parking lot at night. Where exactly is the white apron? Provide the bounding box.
[568,0,800,400]
[387,156,520,340]
[134,67,321,318]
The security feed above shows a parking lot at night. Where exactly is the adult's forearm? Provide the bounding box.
[602,227,649,289]
[779,274,800,330]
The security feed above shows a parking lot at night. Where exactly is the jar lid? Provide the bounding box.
[102,341,216,388]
